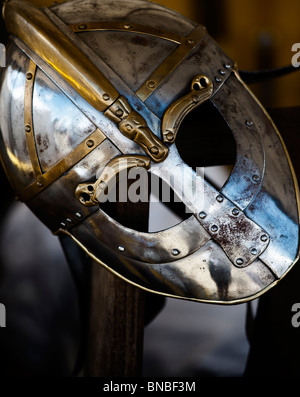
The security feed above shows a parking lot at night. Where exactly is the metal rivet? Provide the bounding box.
[219,69,226,75]
[211,224,218,233]
[216,195,223,203]
[26,72,32,80]
[102,93,110,101]
[261,234,268,242]
[172,249,180,256]
[150,146,159,155]
[98,181,107,190]
[232,208,239,216]
[66,218,72,223]
[78,24,87,30]
[246,120,253,126]
[251,248,258,255]
[147,80,156,89]
[124,23,132,29]
[60,222,67,228]
[75,212,82,218]
[224,63,231,69]
[36,181,43,188]
[137,160,145,167]
[199,211,206,219]
[166,132,174,141]
[86,139,94,148]
[186,39,194,46]
[115,109,124,117]
[215,77,222,82]
[236,258,244,266]
[25,124,31,133]
[118,245,125,252]
[252,174,260,183]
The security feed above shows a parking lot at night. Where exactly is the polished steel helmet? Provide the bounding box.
[0,0,299,304]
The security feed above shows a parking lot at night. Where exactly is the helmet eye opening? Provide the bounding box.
[175,100,236,189]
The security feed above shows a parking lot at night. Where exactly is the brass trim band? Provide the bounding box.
[135,25,207,101]
[24,59,41,178]
[3,0,119,112]
[69,21,207,102]
[18,127,106,202]
[69,21,184,44]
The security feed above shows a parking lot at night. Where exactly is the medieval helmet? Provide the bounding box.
[0,0,299,304]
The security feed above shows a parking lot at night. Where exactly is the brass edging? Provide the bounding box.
[24,59,41,177]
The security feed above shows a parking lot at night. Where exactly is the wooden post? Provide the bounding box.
[84,177,149,377]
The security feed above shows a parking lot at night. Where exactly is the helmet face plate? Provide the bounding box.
[0,0,299,304]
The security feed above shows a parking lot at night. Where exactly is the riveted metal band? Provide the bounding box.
[18,127,106,202]
[69,21,184,44]
[69,21,207,102]
[135,25,207,101]
[24,60,41,178]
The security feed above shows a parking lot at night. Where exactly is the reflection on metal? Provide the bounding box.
[75,155,150,206]
[0,0,299,304]
[162,75,213,143]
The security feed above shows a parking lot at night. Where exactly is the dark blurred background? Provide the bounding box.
[0,0,300,378]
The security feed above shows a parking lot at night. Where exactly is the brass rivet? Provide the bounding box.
[147,80,156,89]
[115,109,124,117]
[102,93,110,101]
[25,124,31,133]
[26,72,32,80]
[186,39,194,46]
[166,132,174,141]
[86,139,94,148]
[137,160,145,167]
[78,24,87,30]
[98,181,107,190]
[36,181,43,187]
[124,24,132,29]
[150,146,159,155]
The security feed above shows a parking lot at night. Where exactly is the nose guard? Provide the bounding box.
[0,0,299,304]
